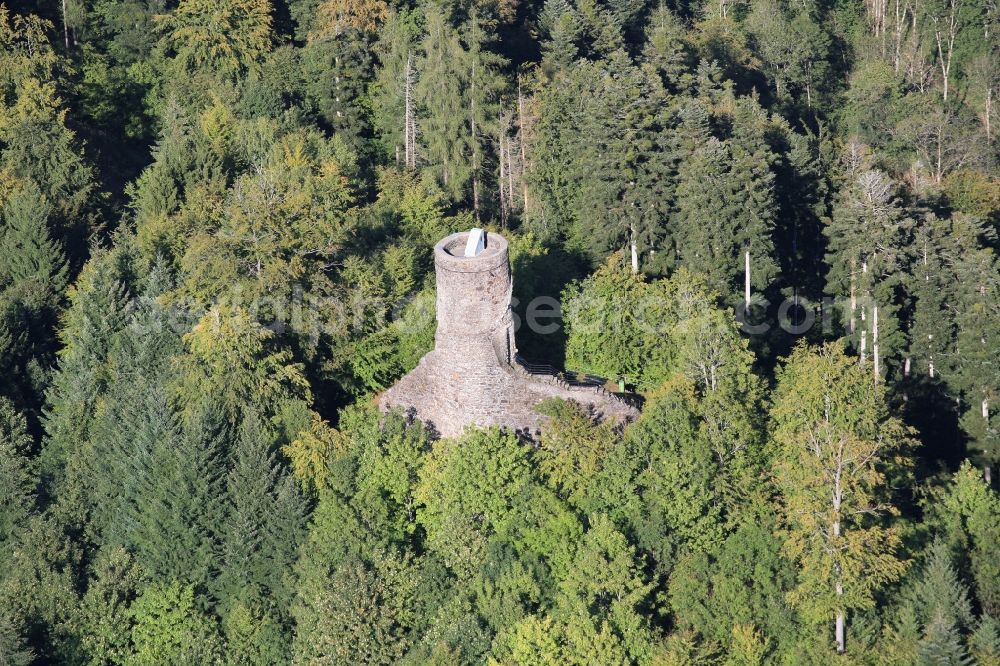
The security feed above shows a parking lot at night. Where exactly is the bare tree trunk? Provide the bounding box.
[62,0,70,49]
[893,0,904,72]
[630,225,639,274]
[506,127,516,216]
[404,53,416,170]
[471,59,481,224]
[860,260,868,365]
[984,399,992,485]
[833,475,846,653]
[933,0,959,103]
[986,86,993,142]
[850,258,857,334]
[873,305,880,379]
[499,101,509,228]
[836,606,846,653]
[936,115,945,183]
[745,250,752,310]
[518,75,530,213]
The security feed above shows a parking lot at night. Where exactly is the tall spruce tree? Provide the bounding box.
[39,246,133,499]
[904,538,975,644]
[216,412,306,619]
[951,240,1000,482]
[125,398,226,594]
[0,184,68,297]
[672,98,778,301]
[415,7,470,201]
[0,399,34,571]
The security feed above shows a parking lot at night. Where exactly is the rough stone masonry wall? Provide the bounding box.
[380,231,638,438]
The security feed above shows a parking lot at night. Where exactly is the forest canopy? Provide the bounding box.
[0,0,999,662]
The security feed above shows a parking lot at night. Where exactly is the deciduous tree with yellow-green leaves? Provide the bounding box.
[771,342,913,654]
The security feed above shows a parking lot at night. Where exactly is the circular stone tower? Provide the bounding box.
[380,230,637,438]
[433,231,516,368]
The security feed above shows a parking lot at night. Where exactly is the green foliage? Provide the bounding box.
[0,183,68,295]
[416,427,531,575]
[127,581,224,665]
[130,396,227,591]
[970,617,1000,666]
[0,612,32,666]
[927,462,1000,617]
[176,305,311,424]
[533,398,617,509]
[292,552,419,664]
[669,520,797,646]
[562,254,675,388]
[156,0,273,79]
[0,399,34,562]
[771,342,912,646]
[223,604,289,666]
[2,0,1000,660]
[906,539,974,634]
[67,546,143,666]
[626,378,725,564]
[215,413,306,619]
[672,100,779,300]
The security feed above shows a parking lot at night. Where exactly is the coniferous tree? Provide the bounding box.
[0,184,68,297]
[0,613,33,666]
[40,246,133,497]
[952,241,1000,482]
[906,212,963,380]
[642,5,690,92]
[415,7,470,200]
[370,9,420,165]
[907,538,975,635]
[971,617,1000,666]
[460,9,506,223]
[0,399,34,569]
[671,97,779,301]
[301,0,385,154]
[132,399,226,593]
[539,0,581,74]
[932,462,1000,617]
[216,412,306,620]
[919,613,973,666]
[156,0,274,80]
[81,265,184,543]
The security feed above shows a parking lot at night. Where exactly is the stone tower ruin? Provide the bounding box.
[380,230,637,438]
